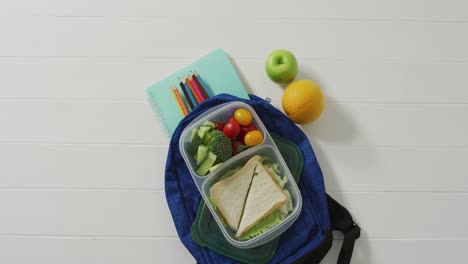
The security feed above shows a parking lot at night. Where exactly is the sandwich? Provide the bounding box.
[210,154,292,239]
[235,162,287,238]
[210,155,261,231]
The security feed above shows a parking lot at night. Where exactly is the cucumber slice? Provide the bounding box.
[196,145,209,166]
[198,125,212,135]
[202,120,215,129]
[197,129,207,139]
[190,128,197,142]
[188,132,202,156]
[208,162,223,173]
[198,125,213,145]
[196,152,217,176]
[201,131,212,145]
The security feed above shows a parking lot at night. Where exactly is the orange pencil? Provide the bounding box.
[171,88,185,116]
[173,87,188,116]
[185,77,202,104]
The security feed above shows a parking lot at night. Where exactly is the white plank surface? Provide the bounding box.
[2,144,467,192]
[0,236,195,264]
[0,144,167,189]
[1,0,468,22]
[0,237,466,264]
[1,17,467,61]
[0,190,176,237]
[2,58,468,103]
[0,190,466,239]
[1,0,468,263]
[2,100,467,147]
[322,239,468,264]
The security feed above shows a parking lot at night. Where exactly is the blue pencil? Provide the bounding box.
[181,78,198,108]
[179,81,194,111]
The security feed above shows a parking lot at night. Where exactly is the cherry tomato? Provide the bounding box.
[214,122,224,131]
[227,116,236,123]
[234,108,253,126]
[223,120,241,139]
[240,123,257,140]
[244,130,264,146]
[232,139,242,155]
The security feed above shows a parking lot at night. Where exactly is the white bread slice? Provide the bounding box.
[210,155,261,231]
[236,162,287,238]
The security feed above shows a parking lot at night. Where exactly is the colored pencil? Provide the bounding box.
[194,73,211,98]
[189,77,206,101]
[179,80,194,111]
[193,76,209,99]
[192,74,209,99]
[171,88,185,116]
[173,87,189,116]
[185,77,202,104]
[182,80,198,107]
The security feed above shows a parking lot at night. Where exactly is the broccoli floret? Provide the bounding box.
[207,130,233,162]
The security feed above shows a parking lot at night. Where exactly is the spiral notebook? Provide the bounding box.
[147,48,249,136]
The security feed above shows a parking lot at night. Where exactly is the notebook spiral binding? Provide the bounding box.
[147,92,170,137]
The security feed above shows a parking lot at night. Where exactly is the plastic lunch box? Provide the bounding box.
[179,101,303,248]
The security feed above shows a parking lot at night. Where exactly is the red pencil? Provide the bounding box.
[191,72,209,99]
[189,77,206,102]
[186,77,203,104]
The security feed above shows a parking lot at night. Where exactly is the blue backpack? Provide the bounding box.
[165,94,360,264]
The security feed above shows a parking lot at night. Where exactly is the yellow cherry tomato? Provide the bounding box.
[234,108,253,126]
[244,130,264,146]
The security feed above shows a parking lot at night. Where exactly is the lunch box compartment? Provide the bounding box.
[180,102,268,180]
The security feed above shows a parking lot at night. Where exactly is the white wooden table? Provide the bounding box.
[1,1,467,263]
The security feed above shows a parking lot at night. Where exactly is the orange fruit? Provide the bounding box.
[281,80,324,124]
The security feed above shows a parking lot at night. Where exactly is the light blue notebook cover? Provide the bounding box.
[147,48,249,136]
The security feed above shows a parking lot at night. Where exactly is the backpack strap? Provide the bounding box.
[327,194,360,264]
[294,195,360,264]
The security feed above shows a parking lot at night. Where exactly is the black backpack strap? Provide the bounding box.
[327,194,360,264]
[294,195,360,264]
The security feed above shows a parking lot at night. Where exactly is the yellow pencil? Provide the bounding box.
[171,87,185,116]
[173,87,189,116]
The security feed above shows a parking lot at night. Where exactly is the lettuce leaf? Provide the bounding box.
[278,190,293,216]
[209,197,227,227]
[264,163,288,188]
[239,209,285,240]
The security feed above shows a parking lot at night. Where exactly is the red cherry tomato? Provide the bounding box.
[232,139,242,155]
[214,122,224,131]
[227,116,236,123]
[223,120,241,139]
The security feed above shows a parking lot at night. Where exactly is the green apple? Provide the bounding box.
[265,49,298,84]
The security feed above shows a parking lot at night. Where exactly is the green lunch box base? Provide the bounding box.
[190,133,304,264]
